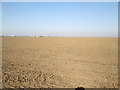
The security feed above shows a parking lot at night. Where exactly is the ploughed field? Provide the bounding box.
[2,37,118,88]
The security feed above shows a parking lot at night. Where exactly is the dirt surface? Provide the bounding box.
[0,37,2,88]
[2,37,118,88]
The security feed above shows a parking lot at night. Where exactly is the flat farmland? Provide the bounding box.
[2,37,118,88]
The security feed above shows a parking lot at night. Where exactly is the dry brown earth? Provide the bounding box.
[2,37,118,88]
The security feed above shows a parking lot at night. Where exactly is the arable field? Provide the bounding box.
[2,37,118,88]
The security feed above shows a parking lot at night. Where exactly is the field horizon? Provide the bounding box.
[2,1,118,89]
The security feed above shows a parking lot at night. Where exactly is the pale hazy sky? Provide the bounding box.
[2,2,118,37]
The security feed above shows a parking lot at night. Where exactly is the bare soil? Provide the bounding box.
[2,37,118,88]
